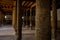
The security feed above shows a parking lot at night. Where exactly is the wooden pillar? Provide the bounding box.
[0,12,2,26]
[52,0,57,40]
[17,0,22,40]
[26,9,28,28]
[22,9,25,27]
[30,8,32,29]
[1,13,3,26]
[12,1,17,33]
[12,1,19,40]
[35,0,51,40]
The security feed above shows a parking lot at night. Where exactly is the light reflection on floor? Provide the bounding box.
[0,25,35,40]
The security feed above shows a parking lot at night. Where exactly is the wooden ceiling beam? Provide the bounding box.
[23,0,35,2]
[27,2,33,7]
[22,1,26,6]
[31,3,36,8]
[24,2,29,6]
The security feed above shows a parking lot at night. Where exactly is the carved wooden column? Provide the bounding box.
[17,0,22,40]
[35,0,51,40]
[51,0,57,40]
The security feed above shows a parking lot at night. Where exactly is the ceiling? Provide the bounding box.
[0,0,35,13]
[0,0,60,14]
